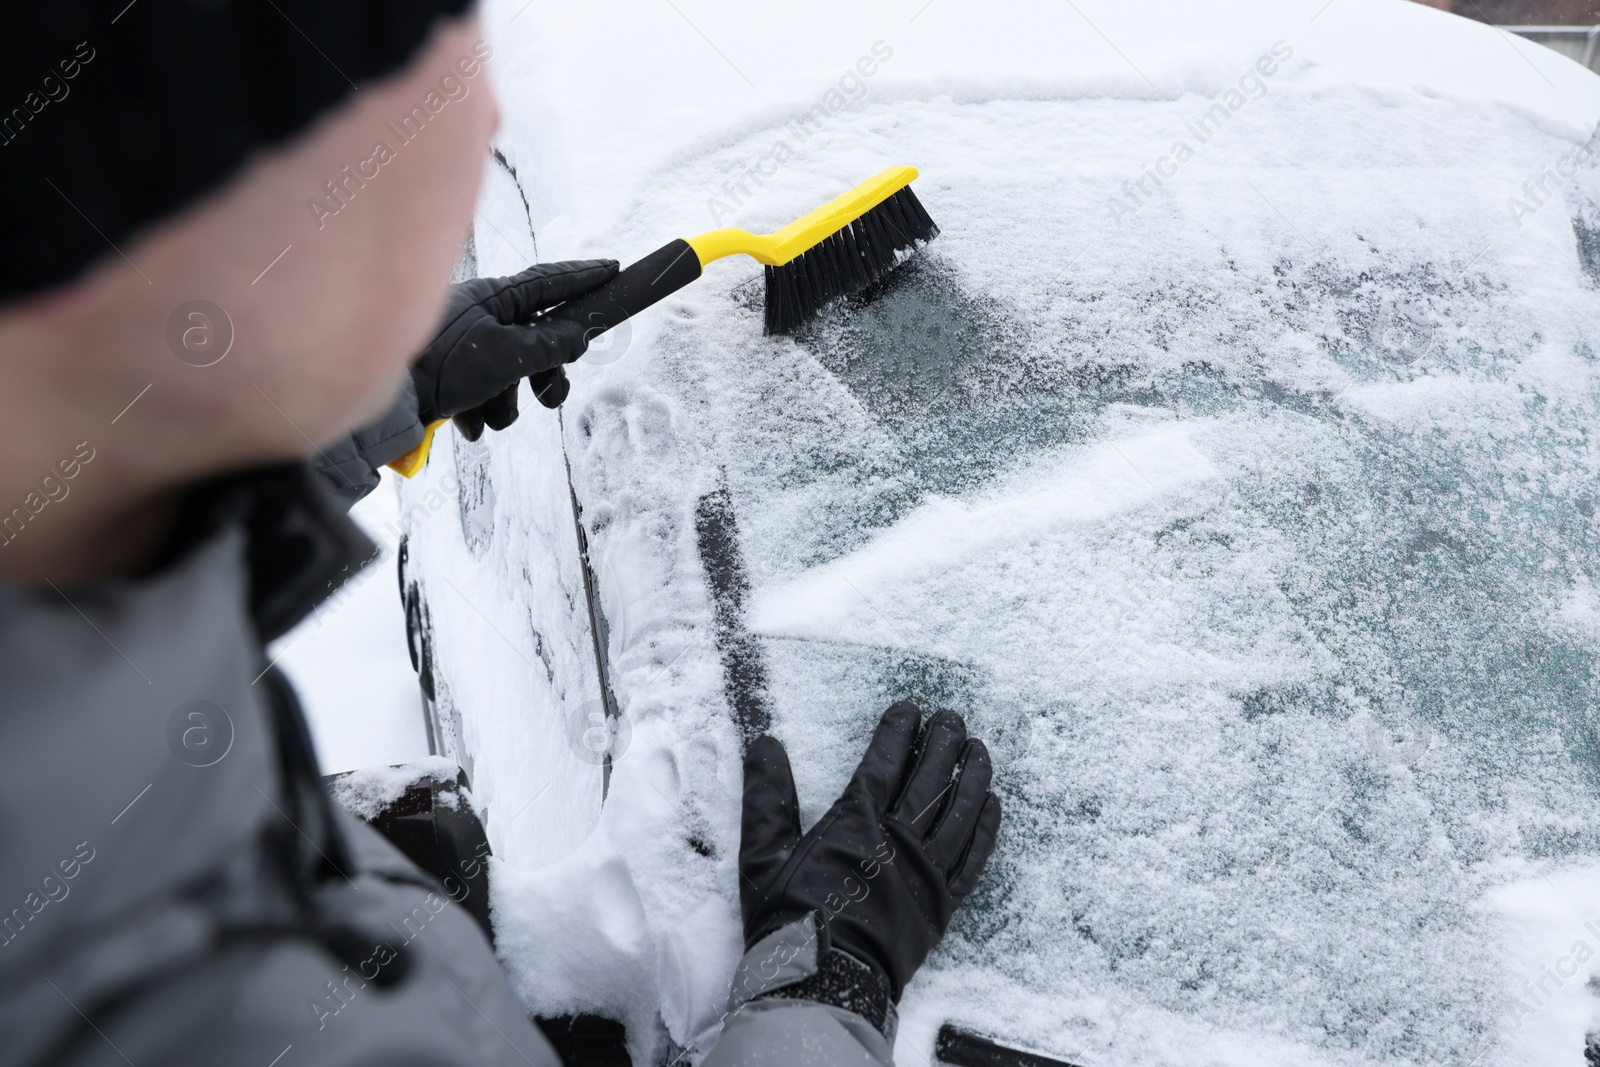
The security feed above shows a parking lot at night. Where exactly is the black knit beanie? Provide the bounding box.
[1,0,474,303]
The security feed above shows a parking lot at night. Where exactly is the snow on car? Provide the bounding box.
[391,1,1600,1063]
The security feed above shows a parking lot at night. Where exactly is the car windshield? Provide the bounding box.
[638,93,1600,1060]
[405,60,1600,1067]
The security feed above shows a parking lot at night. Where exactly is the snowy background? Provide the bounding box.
[281,1,1600,1064]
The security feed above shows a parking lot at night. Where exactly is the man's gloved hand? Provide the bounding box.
[411,259,619,441]
[739,701,1002,1003]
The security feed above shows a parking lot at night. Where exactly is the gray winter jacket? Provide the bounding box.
[0,466,558,1067]
[311,376,429,506]
[1,408,894,1066]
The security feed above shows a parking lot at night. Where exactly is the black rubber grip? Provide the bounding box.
[540,238,703,344]
[936,1025,1085,1067]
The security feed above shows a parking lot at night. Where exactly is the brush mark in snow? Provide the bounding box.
[749,426,1217,644]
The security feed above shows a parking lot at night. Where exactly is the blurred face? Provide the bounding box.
[0,12,499,480]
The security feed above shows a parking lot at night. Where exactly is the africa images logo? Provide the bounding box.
[166,700,235,768]
[307,41,494,231]
[1107,41,1294,224]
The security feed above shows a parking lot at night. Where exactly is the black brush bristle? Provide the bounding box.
[763,185,939,335]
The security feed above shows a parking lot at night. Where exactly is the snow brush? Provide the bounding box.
[555,162,940,339]
[387,164,938,477]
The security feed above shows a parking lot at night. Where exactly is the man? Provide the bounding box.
[0,3,1000,1065]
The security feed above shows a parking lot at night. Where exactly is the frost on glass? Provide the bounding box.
[446,85,1600,1063]
[718,197,1600,1060]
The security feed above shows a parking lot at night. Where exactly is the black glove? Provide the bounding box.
[739,701,1002,1002]
[411,259,619,440]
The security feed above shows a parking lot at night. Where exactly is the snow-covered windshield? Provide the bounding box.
[407,8,1600,1064]
[634,95,1600,1063]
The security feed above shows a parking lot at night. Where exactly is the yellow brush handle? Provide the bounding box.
[387,419,446,477]
[686,165,917,267]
